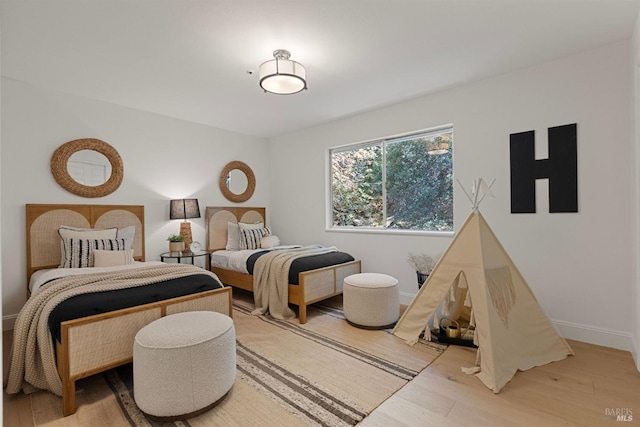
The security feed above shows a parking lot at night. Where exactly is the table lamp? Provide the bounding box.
[170,199,200,253]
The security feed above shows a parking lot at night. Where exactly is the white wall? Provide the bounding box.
[269,41,634,351]
[1,78,269,329]
[632,10,640,369]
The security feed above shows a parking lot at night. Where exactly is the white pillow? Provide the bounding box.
[227,222,264,251]
[93,249,135,267]
[58,226,118,267]
[225,222,240,251]
[60,238,127,268]
[117,225,136,250]
[261,235,280,249]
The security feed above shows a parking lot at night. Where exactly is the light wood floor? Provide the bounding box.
[359,339,640,426]
[4,329,639,426]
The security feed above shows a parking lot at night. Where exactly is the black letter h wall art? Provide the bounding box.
[510,123,578,213]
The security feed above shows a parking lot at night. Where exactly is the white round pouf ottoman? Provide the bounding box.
[133,311,236,420]
[343,273,400,329]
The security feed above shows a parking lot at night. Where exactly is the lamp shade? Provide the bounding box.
[259,49,307,95]
[170,199,201,220]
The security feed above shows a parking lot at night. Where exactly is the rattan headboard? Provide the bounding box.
[205,206,266,250]
[26,204,145,283]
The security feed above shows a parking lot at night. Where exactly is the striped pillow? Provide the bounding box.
[58,226,118,266]
[231,222,265,251]
[240,227,271,250]
[60,238,127,268]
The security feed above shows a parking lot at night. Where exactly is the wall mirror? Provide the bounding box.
[219,161,256,203]
[51,138,124,198]
[67,150,112,186]
[227,169,248,195]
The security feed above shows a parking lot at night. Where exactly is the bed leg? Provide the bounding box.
[299,304,307,324]
[62,379,77,416]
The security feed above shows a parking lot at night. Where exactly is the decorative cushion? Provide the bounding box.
[226,222,264,251]
[260,235,280,249]
[117,225,136,250]
[225,222,240,251]
[60,238,127,268]
[237,222,265,231]
[58,226,118,267]
[93,249,135,267]
[240,227,271,250]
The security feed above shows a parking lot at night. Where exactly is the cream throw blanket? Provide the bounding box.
[5,263,221,397]
[251,245,337,320]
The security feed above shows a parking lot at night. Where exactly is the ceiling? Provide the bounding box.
[2,0,640,138]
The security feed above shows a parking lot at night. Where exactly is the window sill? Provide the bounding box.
[325,226,454,237]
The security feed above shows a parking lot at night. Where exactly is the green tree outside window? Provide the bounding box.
[331,128,453,231]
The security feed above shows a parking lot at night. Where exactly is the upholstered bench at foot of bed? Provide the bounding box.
[133,311,236,421]
[343,273,400,329]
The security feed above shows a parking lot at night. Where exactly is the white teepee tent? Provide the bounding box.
[393,179,574,393]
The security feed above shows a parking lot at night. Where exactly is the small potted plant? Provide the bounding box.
[407,252,435,289]
[167,234,185,253]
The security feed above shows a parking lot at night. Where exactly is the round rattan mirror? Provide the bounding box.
[51,138,124,198]
[219,161,256,203]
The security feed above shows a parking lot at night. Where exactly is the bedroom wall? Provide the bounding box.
[269,41,634,351]
[632,10,640,369]
[0,78,270,329]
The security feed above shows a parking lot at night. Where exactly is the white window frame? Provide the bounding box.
[326,125,454,236]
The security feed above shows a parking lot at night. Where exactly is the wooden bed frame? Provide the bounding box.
[205,206,361,323]
[25,204,232,416]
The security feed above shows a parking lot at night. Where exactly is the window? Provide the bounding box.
[330,126,453,232]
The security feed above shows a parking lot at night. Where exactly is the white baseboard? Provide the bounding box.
[399,291,634,354]
[552,319,632,352]
[3,314,17,331]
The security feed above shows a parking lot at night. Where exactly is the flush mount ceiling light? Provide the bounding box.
[259,49,307,95]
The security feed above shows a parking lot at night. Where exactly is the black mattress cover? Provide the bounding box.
[48,273,222,341]
[246,250,355,285]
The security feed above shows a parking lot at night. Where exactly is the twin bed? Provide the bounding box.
[205,206,361,323]
[8,204,232,416]
[7,204,360,416]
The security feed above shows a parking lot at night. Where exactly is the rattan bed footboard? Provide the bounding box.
[57,286,232,416]
[212,260,360,323]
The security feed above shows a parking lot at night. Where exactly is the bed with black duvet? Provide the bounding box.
[246,250,355,285]
[47,273,222,342]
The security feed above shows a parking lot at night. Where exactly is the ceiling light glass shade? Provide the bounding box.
[259,49,307,95]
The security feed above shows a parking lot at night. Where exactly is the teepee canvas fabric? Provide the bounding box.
[393,210,574,393]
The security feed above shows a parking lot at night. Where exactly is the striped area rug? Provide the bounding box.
[31,295,445,427]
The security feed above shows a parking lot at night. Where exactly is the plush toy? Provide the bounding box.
[260,234,280,249]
